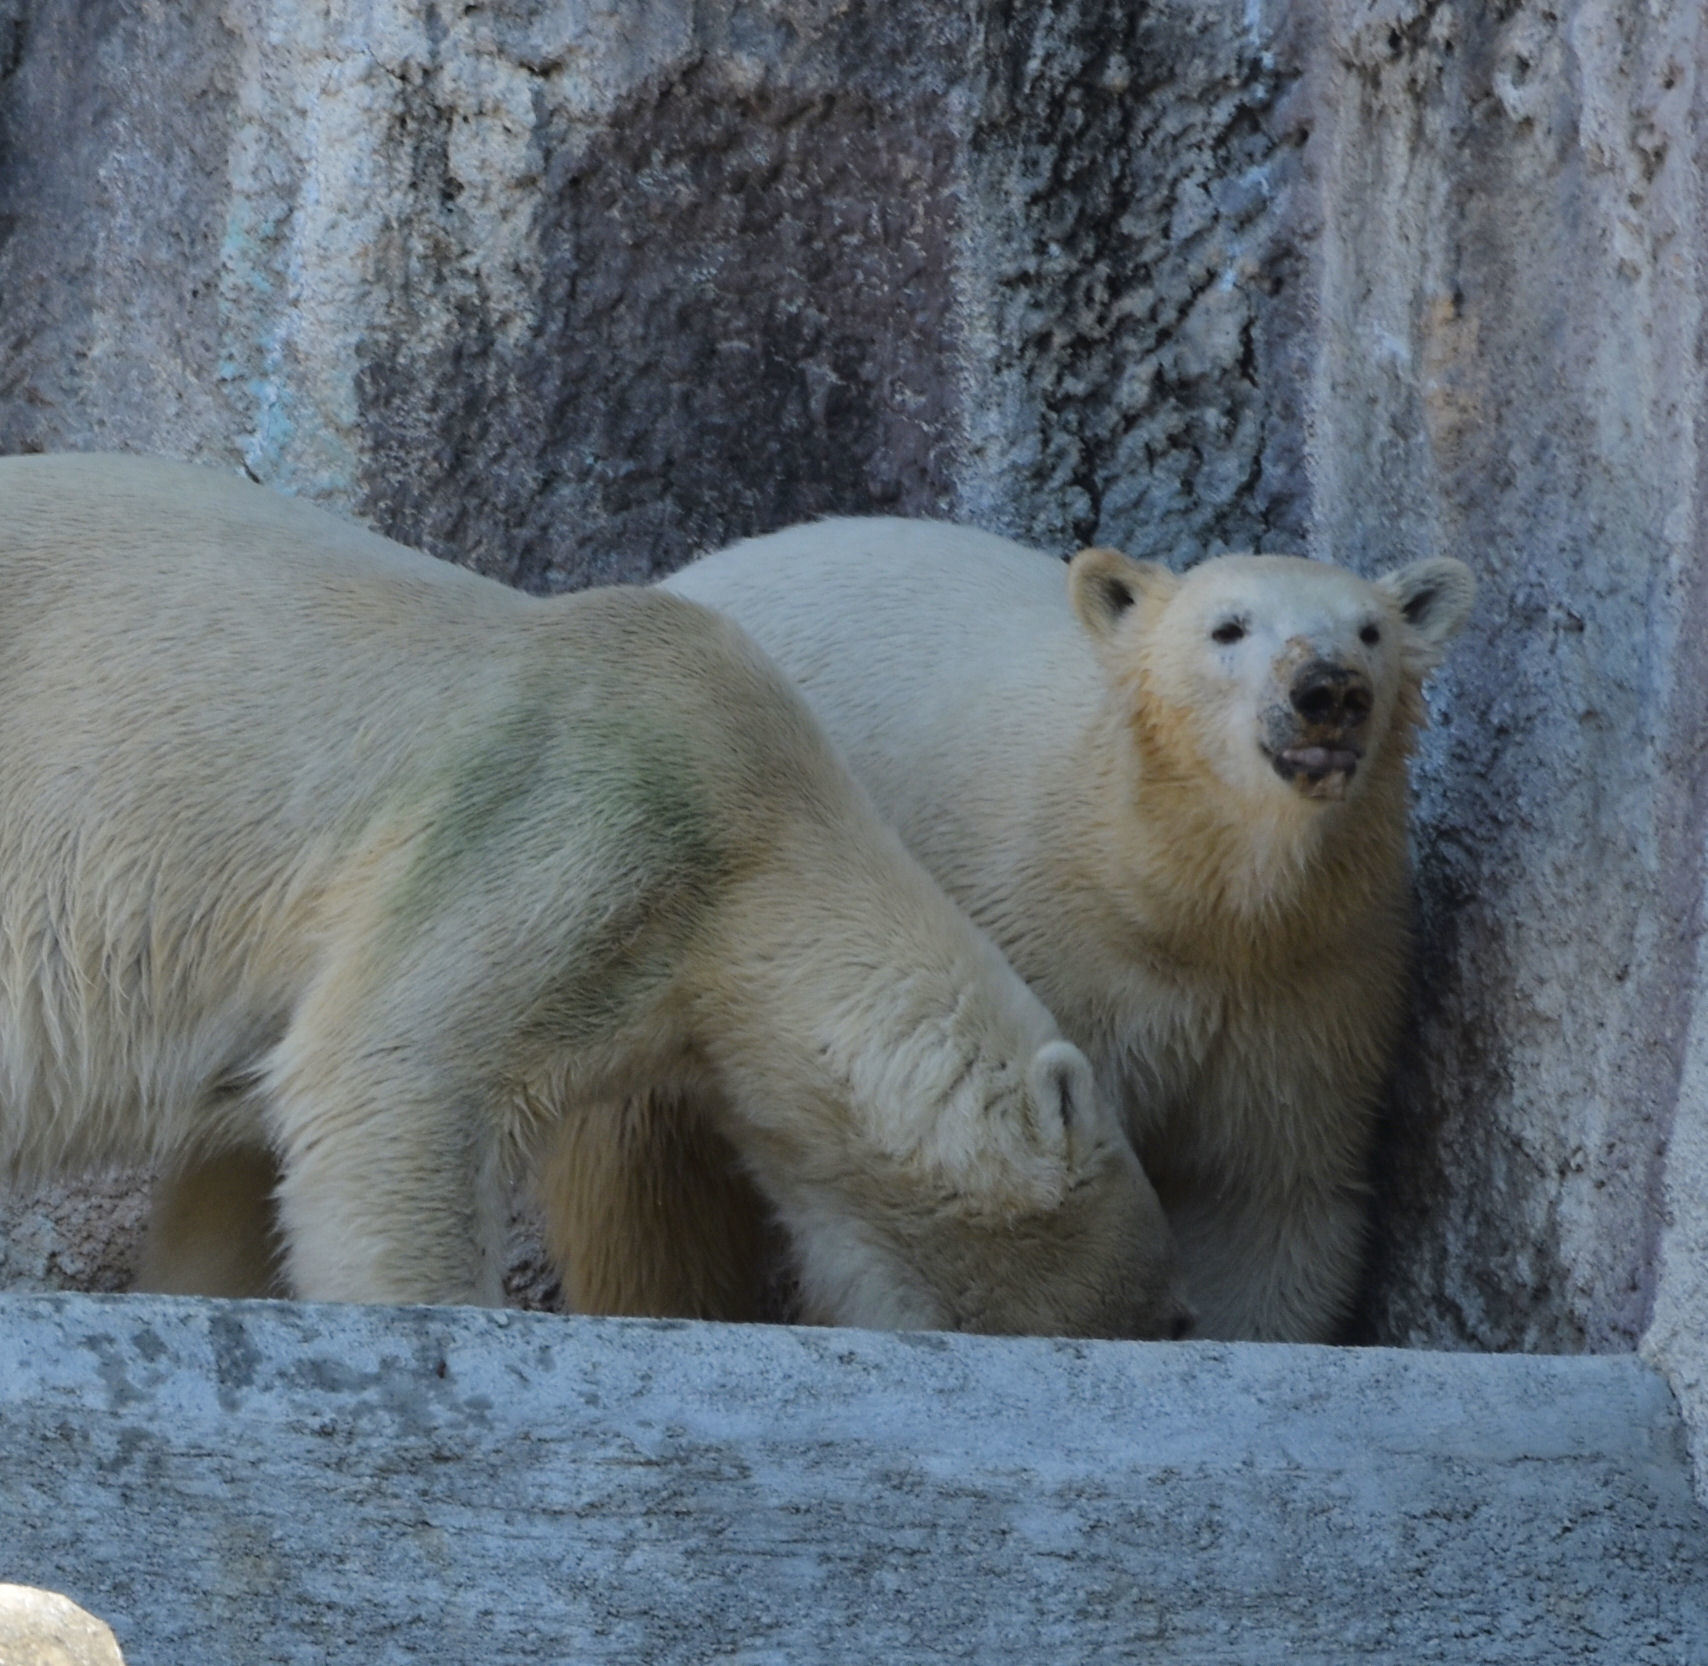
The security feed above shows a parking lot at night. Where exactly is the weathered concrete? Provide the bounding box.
[1316,0,1705,1355]
[0,0,1303,578]
[2,1294,1704,1665]
[0,1171,152,1296]
[3,0,1708,1491]
[1291,1,1708,1501]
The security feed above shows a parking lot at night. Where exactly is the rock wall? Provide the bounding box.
[1313,0,1704,1359]
[0,0,1302,580]
[2,0,1706,1478]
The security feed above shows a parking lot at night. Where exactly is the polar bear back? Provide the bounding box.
[666,518,1103,891]
[1,455,831,855]
[0,456,829,1169]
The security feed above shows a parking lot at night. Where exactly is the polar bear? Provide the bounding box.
[0,458,1190,1338]
[665,519,1476,1341]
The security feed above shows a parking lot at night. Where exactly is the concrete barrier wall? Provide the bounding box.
[4,1295,1706,1665]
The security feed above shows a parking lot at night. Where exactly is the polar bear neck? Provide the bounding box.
[1067,688,1418,971]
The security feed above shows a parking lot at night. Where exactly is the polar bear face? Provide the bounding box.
[1069,548,1476,810]
[722,1007,1191,1338]
[886,1037,1192,1339]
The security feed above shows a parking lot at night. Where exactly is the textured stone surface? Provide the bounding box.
[2,1294,1705,1666]
[1299,0,1704,1376]
[0,1171,152,1295]
[3,0,1708,1490]
[0,0,1302,579]
[1316,0,1703,1353]
[953,1,1313,560]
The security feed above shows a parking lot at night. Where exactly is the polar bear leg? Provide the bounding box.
[137,1147,286,1299]
[540,1086,773,1321]
[265,1070,507,1306]
[1166,1183,1367,1343]
[257,969,509,1305]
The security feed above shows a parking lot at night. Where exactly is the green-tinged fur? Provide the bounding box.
[384,693,731,1047]
[0,455,1186,1336]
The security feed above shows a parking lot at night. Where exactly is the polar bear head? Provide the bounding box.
[765,1033,1195,1341]
[1068,547,1475,811]
[726,1004,1193,1340]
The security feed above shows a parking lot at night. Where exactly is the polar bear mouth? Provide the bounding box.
[1268,744,1362,800]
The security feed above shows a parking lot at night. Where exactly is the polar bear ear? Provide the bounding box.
[1377,557,1477,665]
[1024,1040,1103,1164]
[1068,546,1178,646]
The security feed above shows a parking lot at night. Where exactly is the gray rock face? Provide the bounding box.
[3,1295,1706,1665]
[1314,0,1703,1364]
[0,0,1298,581]
[2,0,1707,1488]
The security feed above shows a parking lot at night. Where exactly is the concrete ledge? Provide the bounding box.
[2,1294,1705,1664]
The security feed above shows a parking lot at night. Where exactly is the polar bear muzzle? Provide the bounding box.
[1263,657,1375,800]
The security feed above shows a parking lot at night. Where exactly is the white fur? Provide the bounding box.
[666,518,1475,1340]
[0,458,1189,1338]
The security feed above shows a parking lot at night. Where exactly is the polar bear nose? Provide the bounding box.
[1290,660,1373,729]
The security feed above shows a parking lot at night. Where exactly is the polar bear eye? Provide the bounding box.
[1210,620,1246,645]
[1360,624,1381,646]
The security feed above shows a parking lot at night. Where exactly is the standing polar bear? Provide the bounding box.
[0,456,1190,1338]
[666,519,1476,1341]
